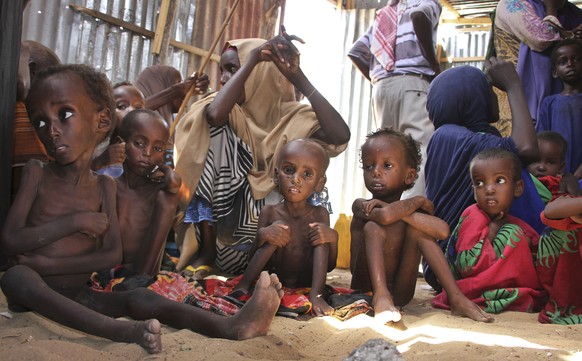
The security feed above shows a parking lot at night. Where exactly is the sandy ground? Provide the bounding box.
[1,268,581,361]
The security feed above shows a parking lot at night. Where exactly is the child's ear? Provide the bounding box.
[514,179,525,198]
[96,108,112,134]
[273,168,279,185]
[552,69,558,79]
[405,168,417,186]
[315,174,327,193]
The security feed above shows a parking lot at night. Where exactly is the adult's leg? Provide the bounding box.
[396,76,433,199]
[1,265,161,353]
[81,271,284,340]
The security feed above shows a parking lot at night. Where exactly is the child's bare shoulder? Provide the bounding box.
[311,205,330,223]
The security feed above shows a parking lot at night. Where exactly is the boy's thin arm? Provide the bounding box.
[353,197,427,226]
[544,196,582,221]
[487,58,538,164]
[402,211,450,241]
[1,161,84,256]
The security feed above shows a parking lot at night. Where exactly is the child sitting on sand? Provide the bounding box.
[350,128,493,324]
[432,148,546,314]
[0,64,283,354]
[230,139,338,316]
[115,108,180,276]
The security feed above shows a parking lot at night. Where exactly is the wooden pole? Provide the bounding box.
[152,0,171,55]
[170,0,241,137]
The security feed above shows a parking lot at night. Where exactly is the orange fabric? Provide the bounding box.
[12,101,48,166]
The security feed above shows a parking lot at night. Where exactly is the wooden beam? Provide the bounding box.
[440,17,491,25]
[68,4,220,62]
[440,0,460,19]
[440,56,485,63]
[152,0,171,55]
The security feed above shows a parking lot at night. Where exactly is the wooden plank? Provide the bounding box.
[152,0,171,55]
[440,17,491,25]
[68,4,219,62]
[440,56,485,63]
[441,0,461,19]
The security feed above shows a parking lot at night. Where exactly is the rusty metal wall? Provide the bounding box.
[21,0,280,88]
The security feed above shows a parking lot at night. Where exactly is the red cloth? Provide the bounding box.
[370,3,399,71]
[12,101,48,166]
[537,195,582,324]
[432,204,546,313]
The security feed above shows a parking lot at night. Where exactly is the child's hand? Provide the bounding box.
[484,57,520,92]
[106,141,126,164]
[76,212,109,238]
[147,164,171,184]
[308,222,338,247]
[558,173,582,196]
[361,199,386,217]
[261,221,291,248]
[184,72,210,95]
[415,196,435,215]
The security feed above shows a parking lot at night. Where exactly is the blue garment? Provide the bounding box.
[95,164,124,178]
[424,66,545,290]
[517,0,582,123]
[536,93,582,174]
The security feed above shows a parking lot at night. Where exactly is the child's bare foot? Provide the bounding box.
[310,294,334,316]
[228,272,283,340]
[449,295,494,323]
[130,319,162,354]
[372,293,401,324]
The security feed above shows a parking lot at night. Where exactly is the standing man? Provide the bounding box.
[348,0,441,198]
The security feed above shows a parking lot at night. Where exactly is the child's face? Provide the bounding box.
[553,44,582,83]
[471,158,524,219]
[124,113,169,177]
[527,139,565,177]
[275,141,327,203]
[27,73,110,165]
[114,85,145,126]
[361,136,416,199]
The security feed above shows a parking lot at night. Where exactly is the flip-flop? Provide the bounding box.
[183,264,213,279]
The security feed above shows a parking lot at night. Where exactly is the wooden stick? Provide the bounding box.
[152,0,171,55]
[170,0,242,137]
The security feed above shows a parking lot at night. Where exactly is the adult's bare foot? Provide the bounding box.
[228,272,283,340]
[450,295,494,323]
[372,292,401,324]
[131,319,162,354]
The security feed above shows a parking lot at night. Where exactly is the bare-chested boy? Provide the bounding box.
[0,64,283,354]
[350,128,493,324]
[231,139,338,316]
[115,108,179,276]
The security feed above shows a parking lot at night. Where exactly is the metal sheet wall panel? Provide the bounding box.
[21,0,279,89]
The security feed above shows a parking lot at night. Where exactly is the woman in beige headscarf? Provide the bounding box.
[174,34,350,278]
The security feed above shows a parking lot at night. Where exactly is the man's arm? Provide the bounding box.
[347,37,372,82]
[411,6,440,75]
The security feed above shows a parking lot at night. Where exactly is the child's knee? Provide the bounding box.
[363,221,384,238]
[1,265,39,298]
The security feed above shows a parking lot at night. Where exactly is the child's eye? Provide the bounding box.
[304,171,313,178]
[134,140,145,147]
[363,164,373,171]
[383,162,392,169]
[116,102,128,110]
[59,110,73,120]
[284,166,294,174]
[474,180,484,187]
[154,146,164,153]
[496,177,507,184]
[35,119,46,129]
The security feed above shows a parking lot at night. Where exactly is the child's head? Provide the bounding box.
[551,39,582,83]
[113,81,145,126]
[470,148,524,219]
[360,128,421,198]
[119,109,169,176]
[219,45,240,87]
[26,64,115,165]
[274,139,329,203]
[527,131,567,177]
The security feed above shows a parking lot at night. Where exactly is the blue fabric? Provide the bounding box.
[536,93,582,174]
[517,0,582,123]
[425,65,545,237]
[184,195,215,224]
[95,164,124,178]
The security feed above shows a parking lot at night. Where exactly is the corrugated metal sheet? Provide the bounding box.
[21,0,280,89]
